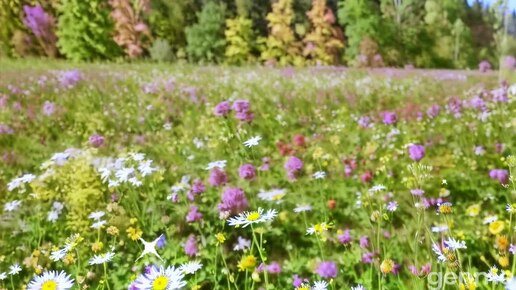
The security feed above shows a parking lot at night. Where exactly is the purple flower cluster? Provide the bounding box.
[218,187,249,214]
[479,60,491,73]
[284,156,303,180]
[213,100,255,122]
[407,144,425,162]
[58,70,82,88]
[381,111,397,125]
[88,134,105,147]
[238,164,256,181]
[209,168,228,187]
[23,5,56,43]
[315,261,337,278]
[489,169,509,185]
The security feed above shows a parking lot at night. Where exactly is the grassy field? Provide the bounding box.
[0,60,515,290]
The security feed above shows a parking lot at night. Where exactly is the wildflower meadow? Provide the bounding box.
[1,60,516,290]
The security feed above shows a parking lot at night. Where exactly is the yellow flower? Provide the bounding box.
[313,147,324,159]
[64,253,75,265]
[438,203,452,215]
[499,256,509,268]
[238,255,257,271]
[107,226,119,236]
[489,221,505,235]
[279,211,288,222]
[215,233,226,244]
[130,218,138,225]
[466,204,481,217]
[380,259,394,274]
[459,275,477,290]
[496,235,509,251]
[126,227,143,241]
[91,242,103,253]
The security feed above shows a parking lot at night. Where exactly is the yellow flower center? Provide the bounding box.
[152,276,168,290]
[246,212,261,221]
[42,280,57,290]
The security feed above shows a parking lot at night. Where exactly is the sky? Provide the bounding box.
[467,0,516,11]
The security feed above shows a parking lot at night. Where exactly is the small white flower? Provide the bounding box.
[293,204,313,213]
[27,270,74,290]
[179,261,203,274]
[431,225,448,233]
[243,136,262,147]
[205,160,227,170]
[258,189,286,203]
[137,235,164,261]
[52,201,64,211]
[227,208,277,228]
[444,237,467,250]
[4,200,22,212]
[88,211,105,220]
[441,179,447,185]
[47,210,60,222]
[128,177,143,187]
[89,251,115,265]
[138,160,156,176]
[432,244,447,263]
[0,272,7,280]
[312,171,326,179]
[368,184,386,193]
[8,264,21,275]
[486,266,506,284]
[129,153,145,161]
[312,280,329,290]
[351,285,366,290]
[163,123,172,130]
[233,236,251,251]
[483,215,498,224]
[91,220,107,229]
[50,248,67,261]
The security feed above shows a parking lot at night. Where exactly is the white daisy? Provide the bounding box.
[351,285,366,290]
[4,200,22,212]
[243,136,262,147]
[444,238,467,250]
[257,189,286,203]
[179,261,203,274]
[0,272,6,280]
[27,270,74,290]
[128,177,143,187]
[50,248,67,261]
[312,171,326,179]
[368,184,386,193]
[91,220,107,229]
[205,160,227,170]
[227,208,277,228]
[47,210,60,222]
[88,251,115,265]
[312,280,329,290]
[133,265,186,290]
[9,263,21,275]
[483,215,498,224]
[486,266,506,284]
[88,211,105,220]
[293,204,313,213]
[138,160,156,176]
[431,244,447,263]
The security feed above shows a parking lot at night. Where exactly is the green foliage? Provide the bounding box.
[56,0,122,61]
[338,0,381,65]
[149,38,173,62]
[146,0,197,52]
[185,2,227,63]
[303,0,343,65]
[225,16,255,65]
[260,0,304,66]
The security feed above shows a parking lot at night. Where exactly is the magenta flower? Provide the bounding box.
[187,179,205,201]
[338,229,351,244]
[213,101,231,117]
[284,156,303,180]
[239,164,256,181]
[408,144,425,161]
[88,134,105,148]
[479,60,491,73]
[232,100,250,113]
[315,261,337,278]
[427,104,440,119]
[381,111,397,125]
[184,235,198,257]
[489,169,509,185]
[209,168,228,187]
[186,205,203,223]
[359,236,369,248]
[218,187,249,214]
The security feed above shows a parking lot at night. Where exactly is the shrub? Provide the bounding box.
[57,0,122,61]
[225,16,255,65]
[110,0,152,58]
[260,0,304,66]
[149,38,173,62]
[302,0,343,65]
[185,2,227,63]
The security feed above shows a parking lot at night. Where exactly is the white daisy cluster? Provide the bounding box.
[227,208,277,228]
[7,173,36,192]
[97,152,157,188]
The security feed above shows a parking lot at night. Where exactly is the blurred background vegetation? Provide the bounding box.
[0,0,515,69]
